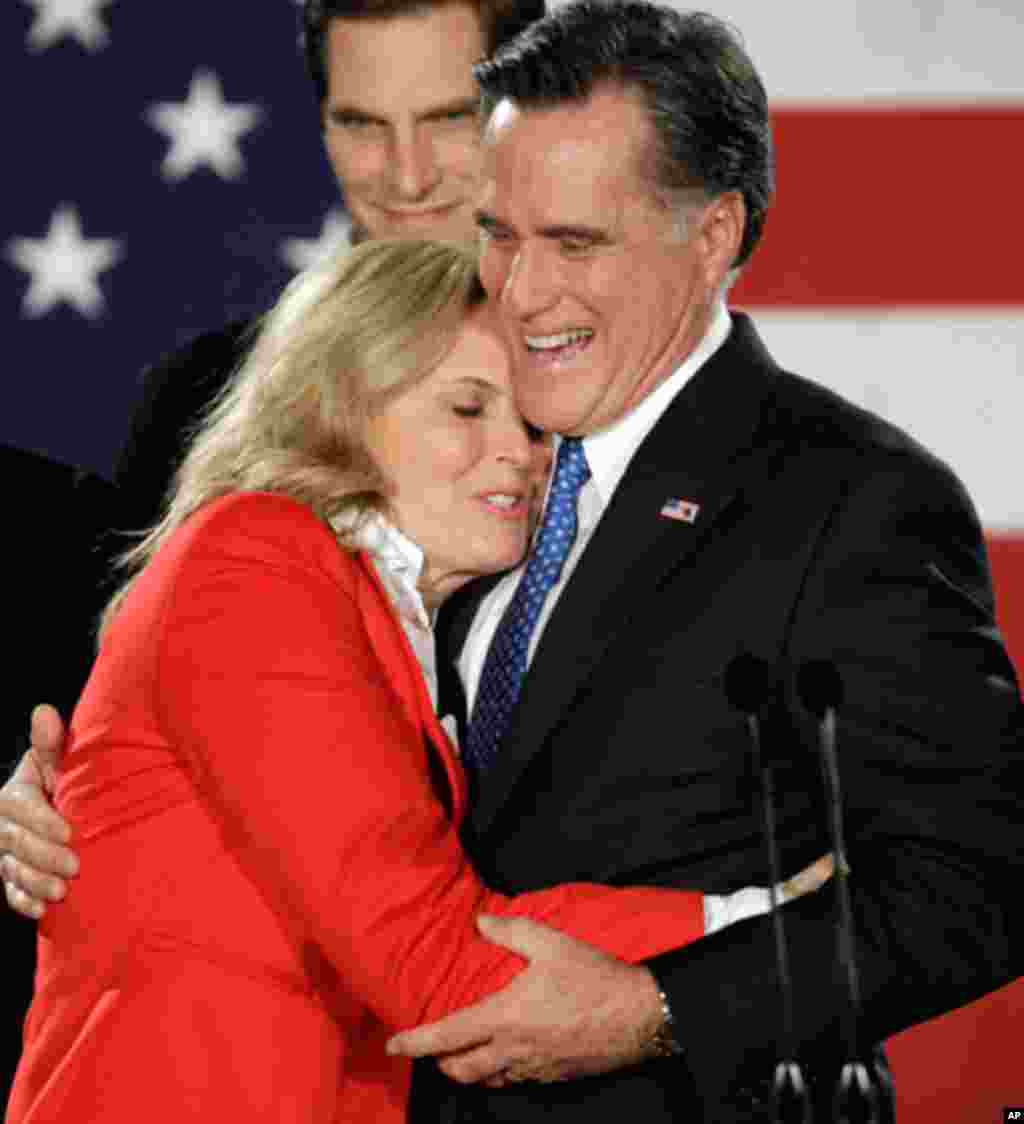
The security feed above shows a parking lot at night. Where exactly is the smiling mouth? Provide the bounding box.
[524,329,594,361]
[382,203,462,220]
[480,492,529,517]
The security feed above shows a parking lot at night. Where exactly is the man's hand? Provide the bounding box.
[385,857,838,1086]
[386,913,665,1086]
[1,704,77,918]
[782,853,835,900]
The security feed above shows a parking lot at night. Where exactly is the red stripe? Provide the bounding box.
[888,979,1024,1122]
[987,534,1024,686]
[732,107,1024,307]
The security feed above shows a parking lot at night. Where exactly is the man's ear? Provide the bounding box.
[699,191,745,288]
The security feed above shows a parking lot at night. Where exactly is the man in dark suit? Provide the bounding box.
[376,2,1022,1120]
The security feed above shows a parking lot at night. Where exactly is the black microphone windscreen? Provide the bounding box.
[797,659,844,717]
[723,652,777,715]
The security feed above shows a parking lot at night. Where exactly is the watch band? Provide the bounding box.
[648,986,684,1058]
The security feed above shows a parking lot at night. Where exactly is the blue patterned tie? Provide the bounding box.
[463,437,591,777]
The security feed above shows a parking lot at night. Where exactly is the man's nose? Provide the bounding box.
[392,129,441,200]
[501,244,561,319]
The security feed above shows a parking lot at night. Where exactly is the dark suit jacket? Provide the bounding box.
[3,445,118,744]
[420,313,1023,1123]
[2,444,118,1106]
[114,318,259,531]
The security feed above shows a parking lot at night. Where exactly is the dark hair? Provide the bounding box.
[302,0,546,107]
[473,0,773,267]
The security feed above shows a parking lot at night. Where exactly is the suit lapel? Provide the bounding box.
[469,313,781,838]
[434,571,502,743]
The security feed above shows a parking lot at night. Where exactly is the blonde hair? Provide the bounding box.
[100,237,485,636]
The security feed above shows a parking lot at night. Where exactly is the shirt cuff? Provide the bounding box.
[704,885,775,934]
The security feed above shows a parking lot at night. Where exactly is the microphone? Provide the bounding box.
[725,654,812,1124]
[796,661,894,1124]
[723,651,779,717]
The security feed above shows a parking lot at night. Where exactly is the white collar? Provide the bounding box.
[581,301,731,509]
[330,511,433,632]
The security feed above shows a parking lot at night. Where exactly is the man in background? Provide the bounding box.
[117,0,543,534]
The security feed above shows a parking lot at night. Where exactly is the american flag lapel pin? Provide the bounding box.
[660,497,701,524]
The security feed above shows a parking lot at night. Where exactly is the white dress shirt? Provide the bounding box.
[332,511,440,711]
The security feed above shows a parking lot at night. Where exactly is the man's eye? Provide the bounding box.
[453,405,483,418]
[560,239,591,255]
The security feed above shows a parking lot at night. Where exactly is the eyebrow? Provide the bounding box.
[475,210,611,245]
[327,104,380,125]
[537,224,611,245]
[418,97,480,122]
[328,97,479,127]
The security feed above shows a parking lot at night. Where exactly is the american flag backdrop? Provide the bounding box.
[4,0,342,479]
[717,0,1024,690]
[3,1,1022,1119]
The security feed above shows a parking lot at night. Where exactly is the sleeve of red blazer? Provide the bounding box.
[156,493,703,1030]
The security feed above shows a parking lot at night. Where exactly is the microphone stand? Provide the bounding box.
[796,662,895,1124]
[725,654,812,1124]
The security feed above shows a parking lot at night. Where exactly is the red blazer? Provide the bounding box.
[7,493,703,1124]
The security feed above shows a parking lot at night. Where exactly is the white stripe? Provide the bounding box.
[553,0,1024,101]
[748,309,1024,529]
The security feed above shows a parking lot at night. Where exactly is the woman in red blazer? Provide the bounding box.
[6,241,810,1123]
